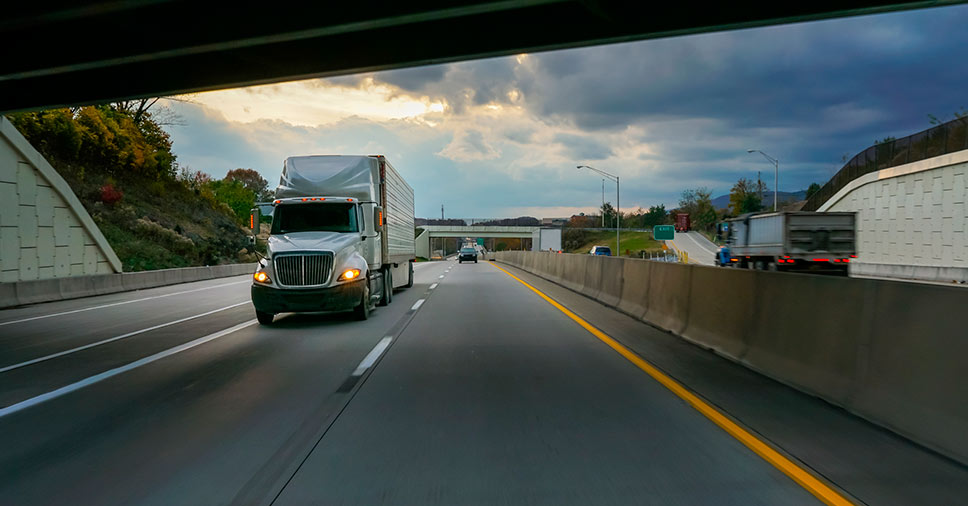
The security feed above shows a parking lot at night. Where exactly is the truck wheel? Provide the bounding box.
[767,262,778,272]
[353,284,370,320]
[255,310,274,325]
[378,268,392,306]
[405,261,414,288]
[754,260,765,270]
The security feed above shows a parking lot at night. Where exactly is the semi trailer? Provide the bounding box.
[723,211,856,275]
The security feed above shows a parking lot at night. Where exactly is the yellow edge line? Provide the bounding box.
[491,262,854,506]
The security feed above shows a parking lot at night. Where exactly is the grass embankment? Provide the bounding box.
[563,230,665,257]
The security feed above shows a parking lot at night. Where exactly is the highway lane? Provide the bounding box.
[668,230,718,265]
[0,260,451,505]
[274,260,824,505]
[3,258,965,505]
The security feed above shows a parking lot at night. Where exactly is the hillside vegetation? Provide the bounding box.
[563,230,664,256]
[9,106,263,271]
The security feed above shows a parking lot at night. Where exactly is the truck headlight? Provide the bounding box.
[254,271,271,284]
[338,269,361,281]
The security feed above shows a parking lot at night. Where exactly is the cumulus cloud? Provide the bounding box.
[437,130,501,162]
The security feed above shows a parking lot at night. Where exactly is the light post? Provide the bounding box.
[747,149,779,212]
[577,165,620,254]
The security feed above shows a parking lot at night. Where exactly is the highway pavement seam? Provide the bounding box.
[0,301,250,374]
[490,262,856,506]
[0,279,250,327]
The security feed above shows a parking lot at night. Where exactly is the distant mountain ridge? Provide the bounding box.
[711,190,807,210]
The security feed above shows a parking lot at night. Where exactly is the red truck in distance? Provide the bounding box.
[675,213,691,232]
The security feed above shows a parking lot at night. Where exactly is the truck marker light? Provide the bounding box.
[254,271,270,283]
[850,254,858,258]
[346,198,353,202]
[302,198,308,201]
[812,258,829,262]
[843,259,850,263]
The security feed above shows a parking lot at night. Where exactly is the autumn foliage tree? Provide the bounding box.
[225,168,273,201]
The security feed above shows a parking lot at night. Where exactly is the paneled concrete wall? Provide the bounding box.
[819,150,968,282]
[0,117,121,282]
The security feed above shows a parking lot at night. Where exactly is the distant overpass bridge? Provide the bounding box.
[415,225,540,258]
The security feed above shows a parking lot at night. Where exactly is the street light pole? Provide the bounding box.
[578,165,620,254]
[747,149,779,212]
[601,179,605,228]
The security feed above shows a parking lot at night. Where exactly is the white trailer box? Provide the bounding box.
[532,228,562,252]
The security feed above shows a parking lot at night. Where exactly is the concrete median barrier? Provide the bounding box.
[644,262,693,335]
[850,280,968,464]
[0,263,255,309]
[493,251,968,465]
[596,257,624,307]
[617,260,652,319]
[582,255,605,300]
[741,273,867,406]
[557,254,588,293]
[680,266,754,359]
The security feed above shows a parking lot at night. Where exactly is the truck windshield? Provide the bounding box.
[271,203,359,234]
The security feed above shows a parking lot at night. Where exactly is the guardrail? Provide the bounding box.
[0,264,256,309]
[493,251,968,465]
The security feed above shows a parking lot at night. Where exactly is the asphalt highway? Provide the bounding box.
[1,259,966,505]
[668,231,719,265]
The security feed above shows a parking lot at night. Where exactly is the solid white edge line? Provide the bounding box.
[0,320,257,418]
[0,301,251,374]
[0,279,251,327]
[429,283,438,290]
[351,336,393,376]
[411,299,425,311]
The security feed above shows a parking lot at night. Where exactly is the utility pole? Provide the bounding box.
[441,204,444,220]
[602,179,605,228]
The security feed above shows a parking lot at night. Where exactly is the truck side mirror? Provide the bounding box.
[373,206,383,233]
[249,208,260,235]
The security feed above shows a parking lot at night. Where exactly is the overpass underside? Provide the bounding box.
[1,1,949,113]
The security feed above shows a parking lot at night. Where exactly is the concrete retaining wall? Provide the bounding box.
[0,263,255,309]
[493,251,968,465]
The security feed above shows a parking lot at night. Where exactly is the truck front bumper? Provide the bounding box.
[251,280,365,314]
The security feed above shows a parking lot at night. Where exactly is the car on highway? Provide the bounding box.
[589,246,612,256]
[458,247,478,263]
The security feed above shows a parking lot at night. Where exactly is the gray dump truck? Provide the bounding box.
[250,155,415,323]
[724,211,856,275]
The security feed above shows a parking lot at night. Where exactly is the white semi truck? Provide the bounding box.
[250,155,415,323]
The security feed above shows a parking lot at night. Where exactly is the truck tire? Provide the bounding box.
[378,268,392,306]
[406,261,414,288]
[353,283,371,320]
[255,310,274,325]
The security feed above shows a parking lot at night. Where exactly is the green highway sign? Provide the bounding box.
[653,225,675,241]
[477,238,484,245]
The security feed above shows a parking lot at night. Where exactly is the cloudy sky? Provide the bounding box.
[164,4,968,219]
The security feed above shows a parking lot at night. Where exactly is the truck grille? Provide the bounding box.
[274,254,333,286]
